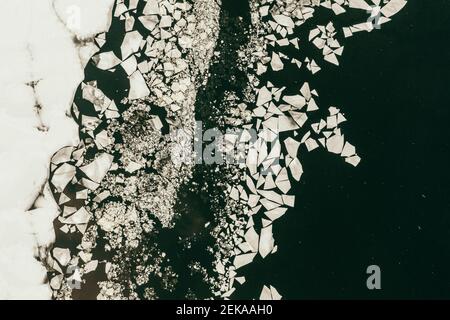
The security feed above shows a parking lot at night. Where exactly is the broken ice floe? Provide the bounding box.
[259,284,282,300]
[213,0,405,299]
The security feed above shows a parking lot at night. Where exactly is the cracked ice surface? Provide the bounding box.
[0,0,114,299]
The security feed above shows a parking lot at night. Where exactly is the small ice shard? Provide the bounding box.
[270,285,282,300]
[52,163,76,193]
[222,288,236,298]
[282,95,306,109]
[309,28,320,41]
[76,189,88,199]
[244,227,259,252]
[258,190,283,205]
[259,285,272,300]
[60,207,90,225]
[79,252,92,263]
[248,194,260,207]
[343,27,353,38]
[275,168,291,193]
[50,275,64,290]
[259,284,282,300]
[63,206,77,218]
[52,146,73,165]
[230,187,239,201]
[178,35,193,49]
[265,207,287,221]
[278,116,299,132]
[327,115,338,129]
[259,225,274,258]
[94,130,113,149]
[128,71,150,100]
[324,53,339,65]
[139,15,159,31]
[159,15,173,28]
[345,155,361,167]
[143,0,160,15]
[289,111,308,127]
[125,161,143,173]
[271,52,284,71]
[93,51,121,70]
[121,55,138,76]
[332,3,346,15]
[348,0,372,10]
[233,252,257,269]
[53,247,71,267]
[263,174,276,190]
[80,153,114,183]
[289,157,303,181]
[80,178,100,191]
[341,142,356,157]
[381,0,407,18]
[58,193,71,205]
[216,261,225,274]
[259,5,269,16]
[305,138,319,151]
[120,31,143,60]
[272,14,295,28]
[235,276,246,285]
[326,134,345,154]
[256,86,272,106]
[282,195,295,207]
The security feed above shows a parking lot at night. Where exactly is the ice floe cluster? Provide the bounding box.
[46,0,220,299]
[0,0,407,300]
[207,0,406,299]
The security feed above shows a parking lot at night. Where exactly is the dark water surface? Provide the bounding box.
[234,0,450,299]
